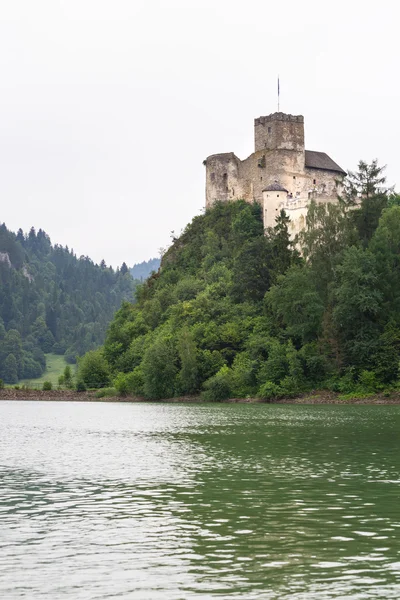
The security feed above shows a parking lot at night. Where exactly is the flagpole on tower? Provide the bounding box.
[278,76,280,111]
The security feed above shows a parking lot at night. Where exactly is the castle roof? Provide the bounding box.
[305,150,346,175]
[263,182,288,192]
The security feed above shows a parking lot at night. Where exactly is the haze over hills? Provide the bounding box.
[130,258,160,281]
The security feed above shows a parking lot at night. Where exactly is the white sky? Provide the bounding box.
[0,0,398,267]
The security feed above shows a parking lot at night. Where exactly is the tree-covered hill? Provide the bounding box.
[130,258,160,281]
[79,161,400,400]
[0,224,139,383]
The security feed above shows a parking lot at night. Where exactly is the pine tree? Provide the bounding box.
[3,354,18,384]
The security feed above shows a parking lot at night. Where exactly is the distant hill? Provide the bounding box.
[0,223,139,383]
[130,258,160,281]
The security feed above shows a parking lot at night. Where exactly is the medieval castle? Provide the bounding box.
[204,112,346,235]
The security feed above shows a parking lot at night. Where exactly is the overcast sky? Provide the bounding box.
[0,0,398,267]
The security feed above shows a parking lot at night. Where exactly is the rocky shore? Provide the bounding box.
[1,389,400,404]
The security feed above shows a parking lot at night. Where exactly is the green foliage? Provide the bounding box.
[63,365,73,389]
[3,354,18,384]
[0,223,139,382]
[267,266,324,343]
[42,381,52,391]
[77,349,110,389]
[333,247,382,366]
[114,368,144,396]
[257,381,284,400]
[78,167,400,400]
[141,337,178,399]
[0,379,3,389]
[202,366,232,401]
[177,328,199,394]
[230,352,257,397]
[341,159,390,205]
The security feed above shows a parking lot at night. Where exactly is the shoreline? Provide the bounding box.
[1,389,400,404]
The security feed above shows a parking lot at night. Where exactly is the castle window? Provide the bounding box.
[293,176,296,180]
[260,177,262,181]
[268,127,272,134]
[313,179,316,185]
[210,172,215,182]
[222,173,228,191]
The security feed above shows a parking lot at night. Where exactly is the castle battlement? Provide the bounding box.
[205,110,346,235]
[254,112,304,126]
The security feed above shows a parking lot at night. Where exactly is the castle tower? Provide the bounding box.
[204,109,345,229]
[254,112,305,153]
[205,153,241,208]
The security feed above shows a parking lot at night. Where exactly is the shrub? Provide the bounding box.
[231,352,257,397]
[335,368,358,394]
[63,365,74,389]
[257,381,283,400]
[22,357,43,379]
[114,368,144,396]
[141,337,178,399]
[357,370,379,393]
[0,379,4,389]
[77,349,110,389]
[42,381,52,391]
[76,380,87,392]
[202,366,232,401]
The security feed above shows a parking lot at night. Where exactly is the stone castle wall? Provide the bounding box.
[205,111,344,234]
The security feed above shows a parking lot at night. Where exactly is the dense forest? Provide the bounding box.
[77,161,400,399]
[0,225,138,383]
[130,258,160,281]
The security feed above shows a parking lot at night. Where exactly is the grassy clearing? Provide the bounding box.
[19,353,74,388]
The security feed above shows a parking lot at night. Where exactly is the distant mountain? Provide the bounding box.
[0,223,138,383]
[130,258,160,281]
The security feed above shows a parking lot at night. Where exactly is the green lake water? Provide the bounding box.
[1,401,400,599]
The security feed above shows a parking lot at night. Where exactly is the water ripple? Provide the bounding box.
[0,401,400,598]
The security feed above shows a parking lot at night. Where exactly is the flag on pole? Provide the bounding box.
[278,76,280,111]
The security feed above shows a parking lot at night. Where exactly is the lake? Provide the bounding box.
[1,401,400,599]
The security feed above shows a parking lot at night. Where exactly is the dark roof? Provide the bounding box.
[305,150,346,175]
[263,182,288,192]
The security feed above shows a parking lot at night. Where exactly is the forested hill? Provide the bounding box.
[130,258,160,281]
[81,161,400,400]
[0,224,138,383]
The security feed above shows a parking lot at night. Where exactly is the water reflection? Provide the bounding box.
[0,402,400,598]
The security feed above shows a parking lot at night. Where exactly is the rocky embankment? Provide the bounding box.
[1,389,400,404]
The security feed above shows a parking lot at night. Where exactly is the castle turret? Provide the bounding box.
[205,153,241,208]
[262,182,288,229]
[254,112,304,153]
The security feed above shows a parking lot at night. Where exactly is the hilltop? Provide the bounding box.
[77,161,400,400]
